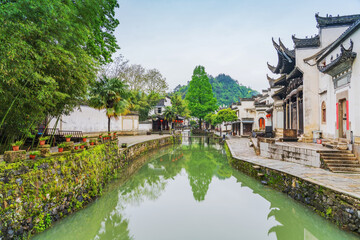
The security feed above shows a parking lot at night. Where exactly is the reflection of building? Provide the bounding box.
[264,13,360,145]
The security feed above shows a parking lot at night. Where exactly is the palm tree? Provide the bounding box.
[164,106,176,130]
[89,76,129,132]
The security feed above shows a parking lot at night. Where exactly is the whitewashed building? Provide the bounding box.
[266,13,360,143]
[49,105,139,134]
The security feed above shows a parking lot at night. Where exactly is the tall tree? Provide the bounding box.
[171,93,190,118]
[185,66,217,129]
[89,76,129,132]
[0,0,119,148]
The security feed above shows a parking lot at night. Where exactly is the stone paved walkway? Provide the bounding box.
[226,136,360,199]
[117,134,170,147]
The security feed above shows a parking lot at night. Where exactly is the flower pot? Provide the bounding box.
[80,145,85,149]
[99,135,102,139]
[90,142,94,146]
[39,140,45,145]
[82,138,87,142]
[75,146,79,150]
[12,146,19,151]
[58,148,64,153]
[66,138,71,142]
[29,155,36,159]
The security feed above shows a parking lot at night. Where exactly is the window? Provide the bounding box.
[321,101,326,123]
[158,108,162,114]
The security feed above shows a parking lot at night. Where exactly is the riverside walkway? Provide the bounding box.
[226,136,360,199]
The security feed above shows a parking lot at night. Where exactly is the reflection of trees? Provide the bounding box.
[95,213,133,240]
[231,171,358,240]
[184,138,233,201]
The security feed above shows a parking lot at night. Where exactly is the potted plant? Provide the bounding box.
[11,140,23,151]
[113,132,117,136]
[65,134,72,142]
[99,134,103,139]
[90,139,95,146]
[39,136,49,145]
[80,143,86,149]
[74,144,79,150]
[29,151,40,159]
[58,143,66,152]
[82,136,88,142]
[121,143,127,148]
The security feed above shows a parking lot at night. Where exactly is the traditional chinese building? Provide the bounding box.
[267,13,360,143]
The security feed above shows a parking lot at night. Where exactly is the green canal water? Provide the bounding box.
[34,137,359,240]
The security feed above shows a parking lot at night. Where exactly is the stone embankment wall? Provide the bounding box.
[226,143,360,235]
[0,135,181,239]
[259,141,321,167]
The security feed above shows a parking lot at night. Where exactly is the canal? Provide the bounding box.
[34,137,359,240]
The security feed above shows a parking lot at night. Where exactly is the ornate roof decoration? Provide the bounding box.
[315,13,360,28]
[292,35,320,49]
[285,78,303,96]
[267,62,277,73]
[272,87,286,99]
[287,67,303,80]
[304,19,360,65]
[268,38,295,74]
[279,38,295,58]
[318,40,357,76]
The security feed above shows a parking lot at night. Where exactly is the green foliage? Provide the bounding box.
[170,92,190,118]
[29,151,40,156]
[185,66,217,125]
[39,136,50,141]
[11,140,23,147]
[214,108,238,124]
[0,0,120,146]
[127,90,162,121]
[164,106,177,125]
[58,143,67,148]
[65,135,72,138]
[88,76,129,132]
[174,74,258,107]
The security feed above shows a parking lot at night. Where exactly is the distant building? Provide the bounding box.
[150,96,184,131]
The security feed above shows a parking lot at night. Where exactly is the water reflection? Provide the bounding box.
[34,137,358,240]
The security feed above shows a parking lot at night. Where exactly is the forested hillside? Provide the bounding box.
[173,74,258,106]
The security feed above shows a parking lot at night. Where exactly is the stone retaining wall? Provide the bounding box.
[260,141,321,167]
[0,135,181,239]
[226,142,360,235]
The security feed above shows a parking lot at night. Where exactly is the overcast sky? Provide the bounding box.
[113,0,360,92]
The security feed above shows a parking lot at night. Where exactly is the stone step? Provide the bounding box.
[322,156,358,161]
[323,160,360,164]
[328,167,360,173]
[321,153,355,158]
[326,163,360,168]
[318,150,352,154]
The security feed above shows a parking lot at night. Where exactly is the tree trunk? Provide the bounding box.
[108,116,111,133]
[199,118,202,130]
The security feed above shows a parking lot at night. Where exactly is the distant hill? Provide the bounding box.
[173,74,258,107]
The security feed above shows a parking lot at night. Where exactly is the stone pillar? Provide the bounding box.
[289,100,292,130]
[285,101,289,129]
[240,122,243,136]
[296,94,300,134]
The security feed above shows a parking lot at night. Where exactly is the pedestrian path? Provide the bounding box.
[226,136,360,199]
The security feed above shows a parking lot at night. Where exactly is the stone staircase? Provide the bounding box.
[321,138,349,150]
[319,150,360,173]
